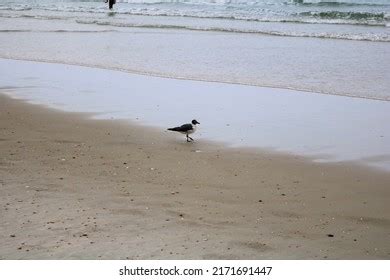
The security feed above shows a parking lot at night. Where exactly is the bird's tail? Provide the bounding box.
[167,127,180,132]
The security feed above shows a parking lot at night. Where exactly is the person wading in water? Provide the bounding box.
[105,0,116,10]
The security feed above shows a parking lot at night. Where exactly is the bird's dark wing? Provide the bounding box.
[168,123,192,132]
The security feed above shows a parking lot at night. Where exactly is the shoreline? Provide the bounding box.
[2,90,388,174]
[1,94,389,259]
[2,58,390,171]
[1,55,389,102]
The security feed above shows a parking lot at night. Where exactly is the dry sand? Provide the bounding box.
[1,94,389,259]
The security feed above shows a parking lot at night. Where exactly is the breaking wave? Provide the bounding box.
[75,19,390,41]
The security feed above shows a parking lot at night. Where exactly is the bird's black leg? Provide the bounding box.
[186,134,191,142]
[188,136,194,141]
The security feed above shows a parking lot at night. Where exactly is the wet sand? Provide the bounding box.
[1,94,389,259]
[3,58,390,170]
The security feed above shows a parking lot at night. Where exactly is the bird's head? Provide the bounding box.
[192,119,200,125]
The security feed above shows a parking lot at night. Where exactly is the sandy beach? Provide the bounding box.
[1,94,389,259]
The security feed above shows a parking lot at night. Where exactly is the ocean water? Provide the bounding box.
[1,0,389,41]
[0,0,389,99]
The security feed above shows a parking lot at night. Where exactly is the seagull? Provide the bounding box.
[168,119,200,142]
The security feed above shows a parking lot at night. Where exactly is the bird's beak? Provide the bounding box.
[196,121,200,124]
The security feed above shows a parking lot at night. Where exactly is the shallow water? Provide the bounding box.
[1,59,389,170]
[0,1,389,100]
